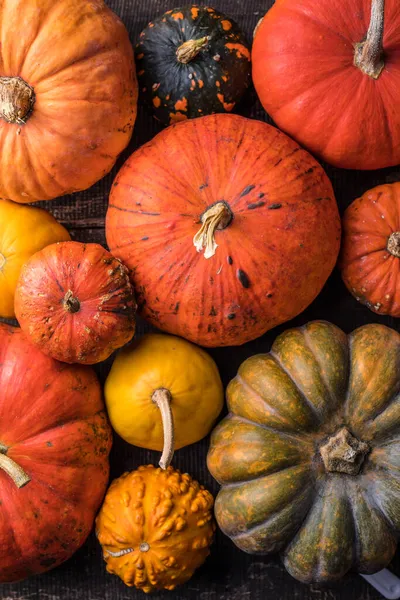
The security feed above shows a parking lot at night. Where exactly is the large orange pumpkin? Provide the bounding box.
[0,0,137,204]
[106,114,341,347]
[252,0,400,170]
[0,323,112,582]
[341,183,400,316]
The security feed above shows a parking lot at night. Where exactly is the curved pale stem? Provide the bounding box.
[193,201,233,259]
[0,445,31,488]
[152,388,174,470]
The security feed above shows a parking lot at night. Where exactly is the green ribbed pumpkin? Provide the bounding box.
[207,321,400,583]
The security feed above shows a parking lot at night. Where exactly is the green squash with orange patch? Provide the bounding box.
[208,321,400,583]
[135,6,251,125]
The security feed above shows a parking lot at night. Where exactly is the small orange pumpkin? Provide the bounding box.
[340,182,400,316]
[96,465,215,593]
[14,241,136,364]
[0,0,137,203]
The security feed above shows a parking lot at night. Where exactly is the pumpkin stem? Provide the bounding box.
[354,0,385,79]
[0,77,35,125]
[63,290,81,314]
[320,427,370,476]
[176,36,210,64]
[0,443,31,489]
[152,388,174,470]
[0,253,5,271]
[387,232,400,258]
[193,201,233,259]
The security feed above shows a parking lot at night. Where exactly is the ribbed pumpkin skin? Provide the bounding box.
[0,0,137,203]
[106,114,340,347]
[341,183,400,316]
[207,321,400,583]
[0,199,70,318]
[15,241,136,365]
[252,0,400,170]
[96,465,215,593]
[0,323,112,582]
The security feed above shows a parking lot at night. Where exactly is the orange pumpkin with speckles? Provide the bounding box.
[340,183,400,316]
[106,113,341,347]
[0,323,112,582]
[135,6,251,125]
[96,465,215,593]
[0,0,137,204]
[15,241,136,364]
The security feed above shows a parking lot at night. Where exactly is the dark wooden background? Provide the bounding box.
[2,1,400,599]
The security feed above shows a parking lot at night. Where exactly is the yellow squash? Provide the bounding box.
[0,200,70,318]
[105,333,224,467]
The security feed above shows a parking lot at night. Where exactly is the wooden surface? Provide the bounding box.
[2,1,400,599]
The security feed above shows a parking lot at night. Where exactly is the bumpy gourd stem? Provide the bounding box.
[354,0,385,79]
[193,201,233,259]
[387,232,400,258]
[152,388,174,470]
[63,290,81,314]
[0,77,35,124]
[0,442,31,488]
[176,36,210,64]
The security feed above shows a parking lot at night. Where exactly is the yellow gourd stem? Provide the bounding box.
[193,201,232,259]
[0,443,30,488]
[176,36,210,64]
[152,388,175,470]
[354,0,385,79]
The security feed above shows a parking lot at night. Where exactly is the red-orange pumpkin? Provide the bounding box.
[106,113,341,347]
[252,0,400,170]
[0,322,112,582]
[15,241,136,364]
[0,0,137,204]
[341,183,400,316]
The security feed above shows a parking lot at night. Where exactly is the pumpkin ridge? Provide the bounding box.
[301,326,347,414]
[33,45,118,89]
[345,325,400,426]
[224,414,316,450]
[23,132,67,195]
[269,351,324,425]
[282,5,352,45]
[274,65,355,129]
[9,411,108,447]
[234,372,304,432]
[362,471,400,533]
[230,472,315,542]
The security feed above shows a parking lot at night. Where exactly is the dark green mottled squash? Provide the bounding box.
[135,6,251,125]
[207,321,400,584]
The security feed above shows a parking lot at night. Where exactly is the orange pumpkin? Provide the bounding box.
[15,241,136,364]
[252,0,400,170]
[0,323,112,582]
[106,113,341,347]
[0,0,137,204]
[96,465,215,593]
[341,182,400,316]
